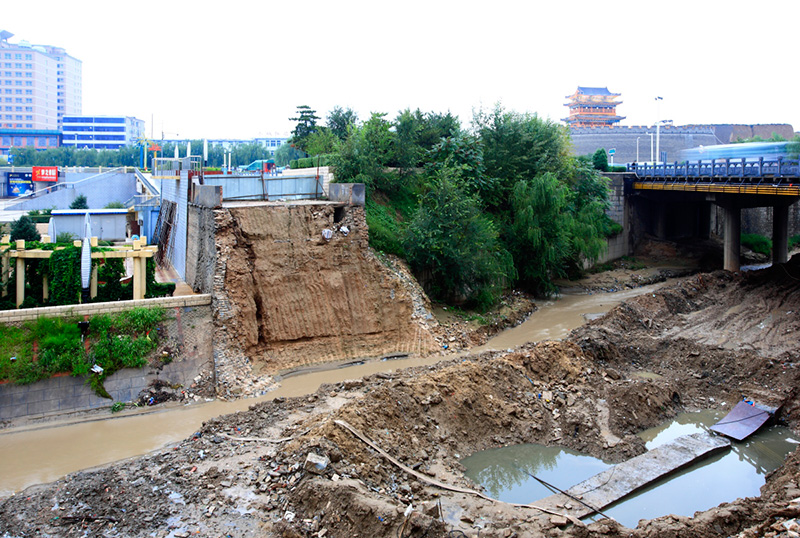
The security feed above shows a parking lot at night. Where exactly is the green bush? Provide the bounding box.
[145,259,175,298]
[10,215,41,242]
[56,232,77,243]
[0,307,165,392]
[70,194,88,209]
[289,154,333,169]
[741,233,772,256]
[789,235,800,251]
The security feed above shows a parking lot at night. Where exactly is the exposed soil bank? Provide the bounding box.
[3,254,800,537]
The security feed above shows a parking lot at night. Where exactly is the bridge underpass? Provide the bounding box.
[623,163,800,271]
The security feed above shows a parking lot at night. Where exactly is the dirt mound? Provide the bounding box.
[3,261,800,537]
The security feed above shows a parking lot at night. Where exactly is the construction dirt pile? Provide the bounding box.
[3,256,800,537]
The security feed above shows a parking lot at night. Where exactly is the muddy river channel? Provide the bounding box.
[0,283,669,497]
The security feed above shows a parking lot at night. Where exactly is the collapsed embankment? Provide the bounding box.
[3,257,800,537]
[203,202,439,395]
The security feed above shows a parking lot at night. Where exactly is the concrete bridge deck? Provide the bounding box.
[534,432,731,519]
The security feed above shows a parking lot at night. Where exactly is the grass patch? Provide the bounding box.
[0,307,166,398]
[741,233,772,256]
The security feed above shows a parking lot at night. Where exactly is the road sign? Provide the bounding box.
[608,149,616,156]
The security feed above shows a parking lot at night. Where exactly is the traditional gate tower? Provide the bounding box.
[563,87,625,127]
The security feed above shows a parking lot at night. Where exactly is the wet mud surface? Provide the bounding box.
[3,253,800,537]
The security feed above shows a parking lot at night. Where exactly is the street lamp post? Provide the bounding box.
[655,119,673,164]
[636,137,641,163]
[649,132,654,162]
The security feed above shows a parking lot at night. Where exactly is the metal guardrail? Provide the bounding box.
[628,157,800,180]
[134,168,160,197]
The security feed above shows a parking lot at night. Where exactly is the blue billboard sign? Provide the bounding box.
[7,172,34,197]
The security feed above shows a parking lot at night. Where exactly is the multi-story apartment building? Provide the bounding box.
[0,29,81,131]
[61,115,145,150]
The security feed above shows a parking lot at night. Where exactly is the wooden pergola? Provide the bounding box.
[1,235,157,307]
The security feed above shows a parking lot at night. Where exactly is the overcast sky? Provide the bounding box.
[5,0,799,140]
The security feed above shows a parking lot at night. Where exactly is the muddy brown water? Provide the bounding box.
[462,410,799,528]
[0,283,668,497]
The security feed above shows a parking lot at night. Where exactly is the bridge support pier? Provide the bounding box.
[773,204,789,265]
[724,205,741,272]
[655,204,668,239]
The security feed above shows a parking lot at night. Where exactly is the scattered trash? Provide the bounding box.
[90,364,104,374]
[340,226,349,236]
[304,453,330,475]
[321,229,333,241]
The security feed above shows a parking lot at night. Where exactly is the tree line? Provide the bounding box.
[288,104,620,308]
[2,141,279,169]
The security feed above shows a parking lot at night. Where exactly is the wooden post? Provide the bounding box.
[140,256,148,299]
[90,265,98,299]
[15,257,25,308]
[43,274,49,302]
[1,251,8,298]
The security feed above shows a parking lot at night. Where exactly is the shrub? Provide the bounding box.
[741,233,771,256]
[789,234,800,251]
[56,232,77,244]
[145,259,175,298]
[289,154,333,169]
[592,149,609,172]
[10,215,41,242]
[104,201,126,209]
[70,194,88,209]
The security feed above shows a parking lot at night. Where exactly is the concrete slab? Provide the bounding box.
[535,432,731,519]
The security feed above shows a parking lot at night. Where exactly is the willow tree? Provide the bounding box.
[404,168,513,309]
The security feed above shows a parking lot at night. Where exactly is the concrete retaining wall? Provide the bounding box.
[4,170,137,211]
[0,301,214,423]
[0,294,211,324]
[186,206,217,294]
[328,183,366,206]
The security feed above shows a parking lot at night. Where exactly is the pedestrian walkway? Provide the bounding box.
[155,262,195,296]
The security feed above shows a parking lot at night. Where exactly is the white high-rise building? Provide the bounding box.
[0,29,81,131]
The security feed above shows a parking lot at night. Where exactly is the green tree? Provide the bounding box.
[10,215,41,242]
[474,104,571,210]
[510,173,573,295]
[404,168,513,309]
[592,148,609,172]
[70,194,89,209]
[326,106,358,141]
[289,105,320,152]
[332,112,396,189]
[305,127,340,156]
[426,133,496,202]
[273,142,305,167]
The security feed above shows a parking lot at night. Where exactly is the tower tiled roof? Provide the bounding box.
[576,86,619,96]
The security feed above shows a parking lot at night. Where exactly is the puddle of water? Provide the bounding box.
[462,411,799,528]
[461,444,612,503]
[0,282,669,497]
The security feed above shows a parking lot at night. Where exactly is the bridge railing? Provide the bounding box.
[628,157,800,180]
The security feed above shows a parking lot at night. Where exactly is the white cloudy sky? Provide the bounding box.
[5,0,799,139]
